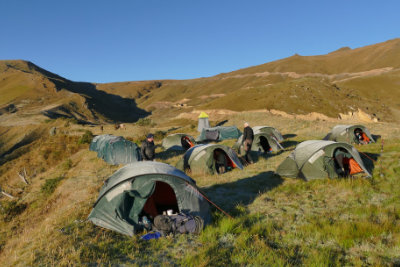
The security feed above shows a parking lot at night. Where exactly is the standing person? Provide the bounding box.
[141,134,155,161]
[242,122,254,164]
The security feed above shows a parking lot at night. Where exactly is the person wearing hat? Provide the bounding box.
[242,122,254,164]
[141,134,155,161]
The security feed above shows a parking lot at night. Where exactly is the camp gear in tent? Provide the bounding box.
[176,144,243,175]
[162,133,196,151]
[153,213,204,235]
[276,140,371,181]
[90,134,141,165]
[324,125,375,145]
[141,231,162,240]
[196,126,242,142]
[88,161,211,236]
[233,126,284,154]
[197,112,210,132]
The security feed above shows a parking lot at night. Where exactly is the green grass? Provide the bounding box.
[0,115,400,266]
[40,176,65,196]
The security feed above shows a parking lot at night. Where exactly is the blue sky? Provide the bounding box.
[1,1,399,83]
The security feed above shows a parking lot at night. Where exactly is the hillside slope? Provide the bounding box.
[0,60,148,123]
[96,38,400,122]
[1,38,399,123]
[0,113,399,265]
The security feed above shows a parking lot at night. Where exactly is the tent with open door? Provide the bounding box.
[324,125,375,145]
[90,134,141,165]
[196,126,242,142]
[176,144,243,175]
[233,126,284,154]
[162,133,196,151]
[276,140,371,181]
[252,126,284,142]
[88,161,211,236]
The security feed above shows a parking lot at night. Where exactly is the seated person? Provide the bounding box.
[334,148,352,177]
[214,150,227,174]
[355,130,370,145]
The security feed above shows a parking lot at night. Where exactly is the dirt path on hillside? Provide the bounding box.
[221,67,395,83]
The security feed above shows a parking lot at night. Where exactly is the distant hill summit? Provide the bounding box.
[1,38,400,123]
[97,38,400,122]
[0,60,149,123]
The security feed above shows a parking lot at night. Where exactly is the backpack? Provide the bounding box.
[153,213,204,235]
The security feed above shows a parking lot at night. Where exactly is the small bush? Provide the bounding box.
[0,201,27,222]
[136,118,152,126]
[41,176,64,196]
[78,130,94,144]
[63,159,73,170]
[154,130,167,140]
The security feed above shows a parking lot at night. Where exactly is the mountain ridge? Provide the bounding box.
[1,38,400,122]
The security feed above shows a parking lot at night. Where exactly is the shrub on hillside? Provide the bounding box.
[136,118,152,126]
[63,159,73,170]
[78,130,94,144]
[0,200,27,222]
[41,176,64,196]
[154,130,167,140]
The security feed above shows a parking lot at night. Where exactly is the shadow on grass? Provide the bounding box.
[372,134,381,142]
[248,150,286,163]
[167,127,181,132]
[360,152,379,173]
[215,120,228,127]
[283,134,297,139]
[281,140,299,149]
[202,171,283,212]
[157,149,185,160]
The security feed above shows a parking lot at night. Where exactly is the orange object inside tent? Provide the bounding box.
[361,132,370,143]
[343,157,364,175]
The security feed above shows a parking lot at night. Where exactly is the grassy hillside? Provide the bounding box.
[2,39,400,123]
[228,38,400,75]
[0,60,148,123]
[96,38,400,122]
[0,112,399,266]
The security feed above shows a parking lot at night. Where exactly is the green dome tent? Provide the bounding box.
[162,133,196,151]
[324,125,375,144]
[88,161,211,236]
[196,126,242,142]
[90,134,141,165]
[177,144,243,175]
[252,126,284,142]
[276,140,371,181]
[233,126,284,154]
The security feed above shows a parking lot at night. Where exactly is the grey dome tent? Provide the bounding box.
[88,161,211,236]
[324,125,375,144]
[176,144,243,175]
[233,126,284,154]
[196,126,242,142]
[162,133,196,151]
[90,134,141,165]
[276,140,371,181]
